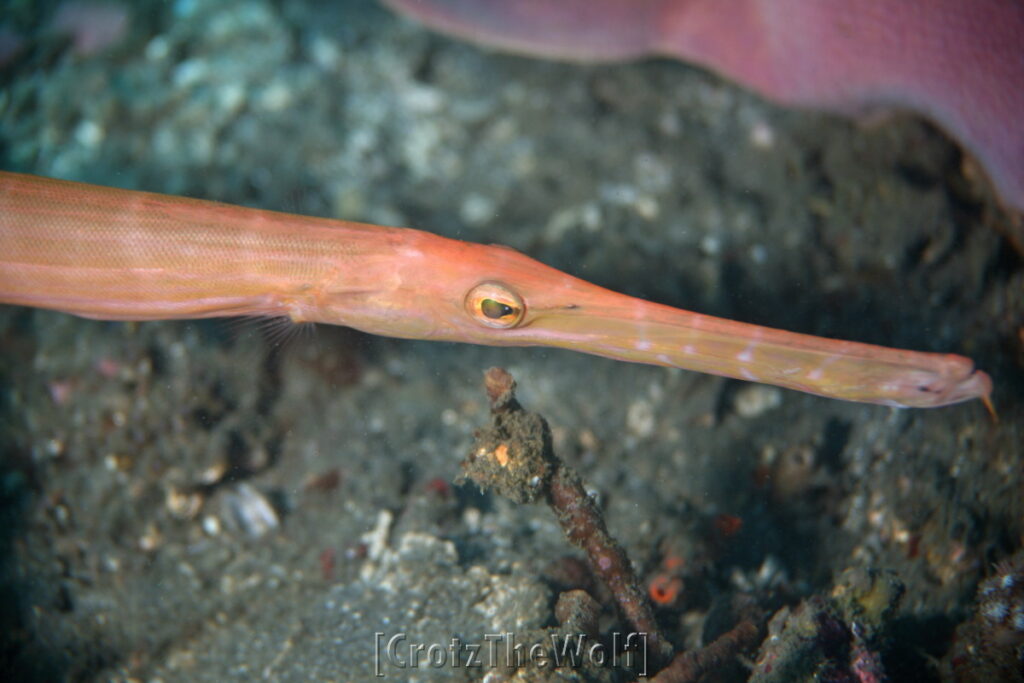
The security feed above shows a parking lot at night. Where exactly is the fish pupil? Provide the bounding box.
[481,299,514,319]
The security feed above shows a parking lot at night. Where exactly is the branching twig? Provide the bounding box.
[461,367,764,678]
[649,620,761,682]
[466,368,673,665]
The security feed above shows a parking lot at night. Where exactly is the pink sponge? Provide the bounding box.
[383,0,1024,212]
[50,1,129,56]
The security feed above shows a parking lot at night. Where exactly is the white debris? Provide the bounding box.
[734,385,782,418]
[224,483,279,538]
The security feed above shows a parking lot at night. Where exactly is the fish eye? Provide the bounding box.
[465,281,525,329]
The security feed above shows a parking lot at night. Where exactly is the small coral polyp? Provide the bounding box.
[947,551,1024,680]
[979,562,1024,633]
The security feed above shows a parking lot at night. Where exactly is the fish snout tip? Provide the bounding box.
[938,366,993,409]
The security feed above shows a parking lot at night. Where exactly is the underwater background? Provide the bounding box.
[1,1,1022,680]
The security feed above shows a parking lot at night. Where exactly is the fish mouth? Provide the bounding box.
[931,368,993,409]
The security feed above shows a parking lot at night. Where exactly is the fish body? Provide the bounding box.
[0,171,991,408]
